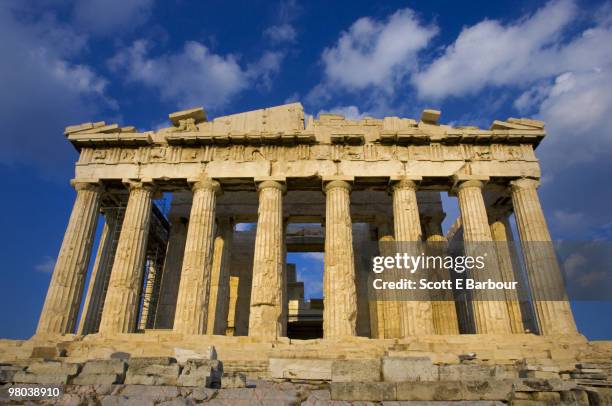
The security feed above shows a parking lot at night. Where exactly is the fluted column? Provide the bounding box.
[490,211,525,333]
[392,179,435,336]
[173,178,220,334]
[36,181,101,335]
[456,179,511,334]
[377,220,402,338]
[323,180,358,338]
[423,211,460,335]
[510,178,577,335]
[99,181,154,334]
[207,217,234,335]
[248,180,286,338]
[78,208,122,335]
[154,216,188,328]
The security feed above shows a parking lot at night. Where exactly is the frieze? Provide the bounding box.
[75,143,536,166]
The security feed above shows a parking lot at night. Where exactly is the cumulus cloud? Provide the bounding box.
[0,2,112,173]
[109,40,282,109]
[73,0,154,35]
[308,8,436,103]
[413,0,576,99]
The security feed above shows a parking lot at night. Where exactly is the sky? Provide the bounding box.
[0,0,611,340]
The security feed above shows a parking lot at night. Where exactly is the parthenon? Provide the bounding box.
[35,102,577,340]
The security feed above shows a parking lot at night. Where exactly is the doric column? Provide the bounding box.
[173,178,220,334]
[376,220,402,338]
[78,208,122,335]
[422,208,460,335]
[98,181,154,334]
[510,178,577,335]
[392,178,435,336]
[36,181,101,335]
[323,179,358,338]
[248,180,286,338]
[154,216,188,329]
[455,179,511,334]
[353,223,372,337]
[207,217,234,335]
[229,226,256,336]
[489,210,525,333]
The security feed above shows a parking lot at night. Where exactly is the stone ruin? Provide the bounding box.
[1,103,611,404]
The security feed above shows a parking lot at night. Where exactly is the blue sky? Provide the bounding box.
[1,0,611,340]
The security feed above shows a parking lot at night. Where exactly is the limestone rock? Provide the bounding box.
[177,359,223,388]
[331,359,381,382]
[382,356,439,382]
[268,358,333,380]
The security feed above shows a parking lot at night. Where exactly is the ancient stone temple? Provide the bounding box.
[35,102,576,340]
[2,103,611,404]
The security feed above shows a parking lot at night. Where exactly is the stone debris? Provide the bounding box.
[177,359,223,388]
[125,357,180,386]
[72,359,126,385]
[221,372,247,388]
[420,108,441,124]
[0,364,23,384]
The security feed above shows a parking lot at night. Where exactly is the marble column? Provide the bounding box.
[37,181,101,335]
[392,179,435,336]
[489,211,525,333]
[353,223,372,337]
[207,217,234,335]
[248,180,286,338]
[455,179,511,334]
[173,178,220,335]
[376,220,402,339]
[154,216,188,329]
[230,226,256,336]
[138,257,159,330]
[510,178,577,335]
[99,181,155,334]
[323,180,358,338]
[422,210,460,335]
[77,208,122,335]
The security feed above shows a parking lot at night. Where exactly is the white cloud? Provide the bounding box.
[414,0,577,99]
[310,8,436,99]
[264,23,296,44]
[109,40,282,109]
[73,0,154,35]
[318,105,370,120]
[35,256,55,273]
[535,68,612,166]
[0,2,112,173]
[246,50,284,89]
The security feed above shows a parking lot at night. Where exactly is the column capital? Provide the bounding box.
[323,177,352,193]
[390,177,419,191]
[256,179,286,193]
[122,178,157,192]
[189,177,221,194]
[324,180,351,192]
[451,174,489,194]
[455,179,486,191]
[70,179,101,192]
[510,177,540,191]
